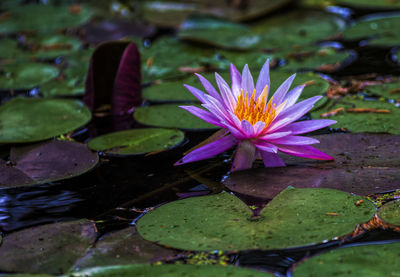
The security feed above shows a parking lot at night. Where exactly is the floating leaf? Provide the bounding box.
[334,0,400,9]
[311,96,400,134]
[71,264,271,277]
[0,98,91,143]
[292,242,400,277]
[365,81,400,101]
[0,38,30,60]
[88,128,184,156]
[27,34,82,59]
[72,227,179,270]
[0,140,99,188]
[377,200,400,226]
[137,188,375,251]
[134,104,218,130]
[0,62,59,90]
[0,220,97,275]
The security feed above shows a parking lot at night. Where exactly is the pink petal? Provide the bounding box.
[174,134,236,165]
[231,140,256,172]
[195,73,222,101]
[230,63,242,98]
[241,64,254,94]
[253,140,278,153]
[272,74,296,107]
[260,151,286,167]
[179,105,224,127]
[255,59,270,98]
[215,73,236,111]
[269,135,320,145]
[277,144,334,160]
[253,121,266,136]
[278,119,337,135]
[283,85,305,108]
[184,85,207,104]
[259,131,292,140]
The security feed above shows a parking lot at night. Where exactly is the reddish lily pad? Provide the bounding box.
[224,133,400,198]
[0,219,97,275]
[377,200,400,226]
[72,227,179,270]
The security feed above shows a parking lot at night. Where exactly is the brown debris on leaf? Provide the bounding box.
[347,108,391,114]
[320,107,344,118]
[69,4,83,15]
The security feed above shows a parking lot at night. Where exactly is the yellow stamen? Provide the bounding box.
[234,85,278,128]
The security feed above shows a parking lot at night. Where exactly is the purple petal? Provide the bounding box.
[272,74,296,107]
[224,124,247,140]
[259,131,291,140]
[269,135,320,145]
[195,73,222,101]
[180,106,224,127]
[184,85,207,104]
[253,121,266,136]
[253,140,278,153]
[240,120,255,138]
[277,144,334,160]
[283,85,305,108]
[260,151,286,167]
[241,64,255,94]
[230,63,242,98]
[203,95,231,122]
[215,73,236,111]
[278,119,337,135]
[174,134,236,165]
[255,59,270,98]
[231,140,256,172]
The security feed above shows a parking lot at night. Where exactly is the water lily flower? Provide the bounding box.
[175,60,336,171]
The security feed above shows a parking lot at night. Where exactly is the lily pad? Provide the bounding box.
[224,133,400,198]
[27,35,82,59]
[137,188,375,251]
[0,98,91,143]
[0,62,59,90]
[0,38,30,61]
[365,81,400,101]
[134,104,218,130]
[0,140,99,188]
[0,219,97,274]
[72,227,179,270]
[71,264,271,277]
[88,128,184,156]
[292,242,400,277]
[377,200,400,226]
[311,96,400,134]
[0,4,94,34]
[214,50,276,71]
[334,0,400,9]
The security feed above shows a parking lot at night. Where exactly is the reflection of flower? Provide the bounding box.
[175,60,336,171]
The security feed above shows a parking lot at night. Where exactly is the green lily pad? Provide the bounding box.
[88,128,184,156]
[292,242,400,277]
[0,4,94,34]
[334,0,400,9]
[365,81,400,101]
[0,98,92,143]
[71,264,271,277]
[72,227,179,270]
[1,274,54,277]
[214,50,276,71]
[311,96,400,134]
[137,188,375,251]
[27,35,82,59]
[377,200,400,226]
[0,38,30,61]
[252,10,345,49]
[143,77,199,102]
[178,15,260,50]
[0,219,97,275]
[134,104,218,130]
[0,140,99,188]
[0,62,59,90]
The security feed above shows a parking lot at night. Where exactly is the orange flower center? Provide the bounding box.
[234,86,277,126]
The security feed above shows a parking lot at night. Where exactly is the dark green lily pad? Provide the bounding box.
[0,4,94,34]
[137,188,375,251]
[0,140,98,188]
[0,39,30,61]
[28,35,82,59]
[292,242,400,277]
[311,96,400,134]
[143,78,199,102]
[0,62,59,90]
[178,15,260,50]
[0,98,91,143]
[377,200,400,226]
[0,219,97,274]
[365,81,400,101]
[72,227,179,270]
[335,0,400,9]
[252,10,345,49]
[214,50,276,71]
[225,133,400,198]
[88,128,184,156]
[134,104,218,130]
[1,274,54,277]
[71,264,271,277]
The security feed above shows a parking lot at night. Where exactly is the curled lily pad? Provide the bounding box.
[27,35,82,59]
[365,81,400,101]
[377,200,400,226]
[0,98,91,143]
[88,128,184,156]
[137,188,375,251]
[0,140,99,188]
[292,242,400,277]
[71,264,271,277]
[311,96,400,134]
[0,4,94,34]
[0,219,97,274]
[134,104,218,130]
[0,62,59,90]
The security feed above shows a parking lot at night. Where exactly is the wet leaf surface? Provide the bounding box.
[137,188,375,251]
[0,219,97,275]
[0,39,30,61]
[224,133,400,197]
[335,0,400,9]
[365,81,400,101]
[377,200,400,226]
[27,35,82,59]
[0,98,91,143]
[72,227,179,270]
[88,128,184,156]
[292,242,400,277]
